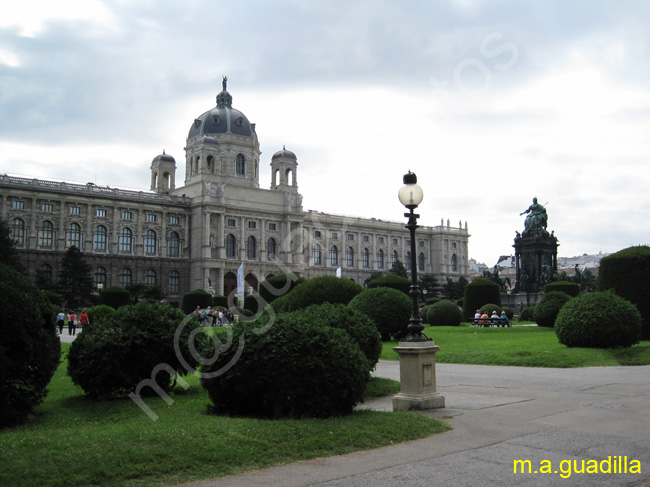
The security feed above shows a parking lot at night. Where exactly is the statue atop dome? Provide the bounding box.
[222,75,228,91]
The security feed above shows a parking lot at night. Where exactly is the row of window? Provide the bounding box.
[224,234,277,260]
[312,245,428,270]
[191,153,247,177]
[9,218,181,256]
[313,230,425,248]
[225,218,277,231]
[10,201,181,224]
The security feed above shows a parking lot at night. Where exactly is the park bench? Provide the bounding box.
[471,318,511,328]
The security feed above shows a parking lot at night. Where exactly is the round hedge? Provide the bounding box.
[427,300,462,326]
[598,246,650,339]
[479,303,502,317]
[534,291,572,327]
[349,287,412,340]
[519,306,535,322]
[463,278,501,321]
[259,274,305,305]
[367,274,411,295]
[0,263,61,427]
[283,303,381,372]
[86,304,115,326]
[425,297,441,306]
[273,275,363,313]
[201,316,369,418]
[555,292,642,348]
[181,289,214,314]
[100,285,131,309]
[544,281,580,297]
[68,302,204,399]
[420,304,434,324]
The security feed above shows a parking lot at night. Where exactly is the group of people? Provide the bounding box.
[474,309,509,323]
[56,310,89,335]
[195,306,233,327]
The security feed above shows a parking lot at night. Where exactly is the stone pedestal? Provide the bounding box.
[392,340,445,411]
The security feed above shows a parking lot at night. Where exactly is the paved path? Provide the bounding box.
[176,361,650,487]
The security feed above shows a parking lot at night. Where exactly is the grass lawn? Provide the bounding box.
[381,324,650,367]
[0,344,449,487]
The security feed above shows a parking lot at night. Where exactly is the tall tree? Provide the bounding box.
[389,259,408,278]
[441,276,468,302]
[418,273,440,297]
[57,246,94,309]
[0,218,25,273]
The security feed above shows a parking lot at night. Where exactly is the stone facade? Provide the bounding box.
[0,82,470,305]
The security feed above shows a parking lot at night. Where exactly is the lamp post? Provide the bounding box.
[398,171,429,342]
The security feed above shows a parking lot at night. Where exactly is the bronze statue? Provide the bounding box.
[222,75,228,91]
[520,197,548,236]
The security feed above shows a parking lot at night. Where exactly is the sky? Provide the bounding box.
[2,0,650,266]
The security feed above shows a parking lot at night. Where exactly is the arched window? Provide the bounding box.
[144,269,157,285]
[119,227,133,252]
[144,229,157,255]
[93,225,107,252]
[38,220,55,248]
[67,223,82,248]
[346,246,354,266]
[391,250,398,266]
[451,253,457,272]
[246,236,256,259]
[207,155,214,172]
[119,268,132,288]
[419,253,426,272]
[405,251,411,269]
[377,249,384,269]
[330,245,338,266]
[169,270,180,294]
[226,234,236,258]
[39,263,53,282]
[94,266,107,289]
[313,244,321,265]
[267,237,276,260]
[168,231,180,257]
[10,218,25,245]
[362,248,370,268]
[236,153,245,176]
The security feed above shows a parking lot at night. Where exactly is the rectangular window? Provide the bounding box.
[378,237,384,243]
[12,200,25,210]
[122,211,132,220]
[363,235,369,242]
[70,206,80,215]
[347,234,354,241]
[96,208,107,218]
[146,213,156,223]
[331,232,338,239]
[392,238,398,245]
[406,239,410,246]
[170,215,180,225]
[42,203,53,212]
[268,223,276,231]
[419,241,425,247]
[227,219,236,227]
[248,221,256,229]
[452,242,457,249]
[314,230,321,238]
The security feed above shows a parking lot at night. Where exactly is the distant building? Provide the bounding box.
[1,81,471,306]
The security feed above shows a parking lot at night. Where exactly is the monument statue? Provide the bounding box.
[222,75,228,91]
[520,197,548,236]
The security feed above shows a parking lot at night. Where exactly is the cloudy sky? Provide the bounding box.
[2,0,649,265]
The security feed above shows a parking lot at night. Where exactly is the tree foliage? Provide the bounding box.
[388,259,408,278]
[349,287,412,340]
[0,218,25,274]
[463,278,500,322]
[441,276,468,302]
[57,246,94,309]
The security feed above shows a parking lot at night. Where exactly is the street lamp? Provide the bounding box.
[398,171,429,342]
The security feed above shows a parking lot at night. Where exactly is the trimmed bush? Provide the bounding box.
[42,289,63,307]
[244,294,260,314]
[479,303,503,318]
[0,263,61,427]
[258,274,305,305]
[212,295,228,308]
[86,304,116,326]
[273,276,363,313]
[201,316,369,418]
[519,306,535,321]
[181,289,214,315]
[426,296,441,306]
[463,278,501,322]
[67,302,204,399]
[366,274,411,295]
[534,291,573,327]
[598,246,650,339]
[544,281,580,298]
[349,287,411,341]
[555,292,642,348]
[420,304,434,324]
[285,303,381,372]
[101,286,131,309]
[428,300,462,326]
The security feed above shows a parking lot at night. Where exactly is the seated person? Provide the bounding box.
[474,309,482,321]
[490,311,500,320]
[480,312,489,324]
[500,311,509,324]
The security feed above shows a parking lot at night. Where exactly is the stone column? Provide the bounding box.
[393,341,445,411]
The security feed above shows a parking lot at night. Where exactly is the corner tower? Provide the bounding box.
[150,150,176,192]
[270,146,298,193]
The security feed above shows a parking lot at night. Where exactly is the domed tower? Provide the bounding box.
[184,76,261,189]
[150,150,176,192]
[270,146,298,193]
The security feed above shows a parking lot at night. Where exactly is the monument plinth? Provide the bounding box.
[392,341,445,411]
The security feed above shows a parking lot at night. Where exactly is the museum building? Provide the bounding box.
[0,81,470,306]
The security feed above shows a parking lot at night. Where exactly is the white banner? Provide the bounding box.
[237,263,244,297]
[336,267,342,278]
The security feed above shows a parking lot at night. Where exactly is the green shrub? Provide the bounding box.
[428,300,462,326]
[463,278,501,321]
[500,306,514,320]
[349,287,411,340]
[425,296,441,306]
[0,263,61,427]
[420,304,434,324]
[258,274,305,304]
[67,302,204,399]
[101,286,131,309]
[534,291,572,327]
[201,316,369,418]
[285,303,381,372]
[42,289,63,306]
[181,289,214,315]
[457,297,464,308]
[367,274,411,295]
[86,304,116,326]
[479,303,502,317]
[598,246,650,339]
[274,276,363,313]
[555,292,641,348]
[544,281,580,297]
[243,294,261,314]
[212,295,228,308]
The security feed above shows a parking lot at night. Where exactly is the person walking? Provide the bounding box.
[57,310,65,334]
[68,311,77,335]
[80,310,89,329]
